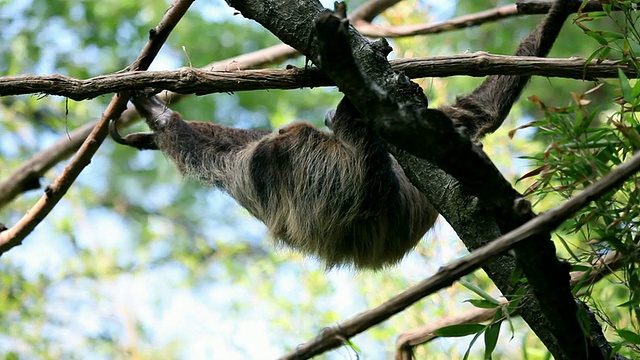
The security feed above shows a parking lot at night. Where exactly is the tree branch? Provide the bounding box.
[316,4,612,359]
[357,4,518,38]
[279,151,640,359]
[223,0,615,358]
[357,0,605,38]
[395,304,502,360]
[0,55,630,100]
[395,250,627,359]
[0,0,195,255]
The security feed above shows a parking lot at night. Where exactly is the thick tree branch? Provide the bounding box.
[223,0,614,358]
[280,151,640,359]
[317,5,611,360]
[0,55,631,100]
[0,0,195,255]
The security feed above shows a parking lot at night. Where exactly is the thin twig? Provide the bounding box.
[356,0,605,38]
[356,4,518,38]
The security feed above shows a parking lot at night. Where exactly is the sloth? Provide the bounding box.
[112,0,575,269]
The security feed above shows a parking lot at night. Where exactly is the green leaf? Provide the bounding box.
[572,267,593,295]
[632,79,640,100]
[617,329,640,344]
[484,321,502,359]
[463,330,485,360]
[618,297,640,307]
[619,68,634,104]
[345,339,362,352]
[460,280,501,306]
[434,323,486,337]
[586,31,609,46]
[507,287,526,317]
[466,299,501,309]
[510,265,523,284]
[597,46,611,63]
[600,31,625,40]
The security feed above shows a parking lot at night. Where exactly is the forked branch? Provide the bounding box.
[280,151,640,360]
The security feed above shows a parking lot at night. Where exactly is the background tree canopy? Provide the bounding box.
[0,0,638,359]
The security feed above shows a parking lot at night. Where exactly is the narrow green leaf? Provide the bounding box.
[597,46,611,63]
[632,78,640,99]
[572,267,593,295]
[618,297,640,307]
[506,286,526,316]
[484,321,502,359]
[617,329,640,344]
[466,299,500,309]
[434,323,485,337]
[510,266,523,284]
[345,339,361,352]
[600,31,625,40]
[619,68,634,104]
[463,330,485,360]
[460,280,501,306]
[586,31,609,46]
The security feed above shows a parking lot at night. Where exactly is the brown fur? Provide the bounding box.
[130,95,436,268]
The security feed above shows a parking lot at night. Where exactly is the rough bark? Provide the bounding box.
[224,0,615,358]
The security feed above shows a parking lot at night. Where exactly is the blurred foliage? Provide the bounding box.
[0,0,636,359]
